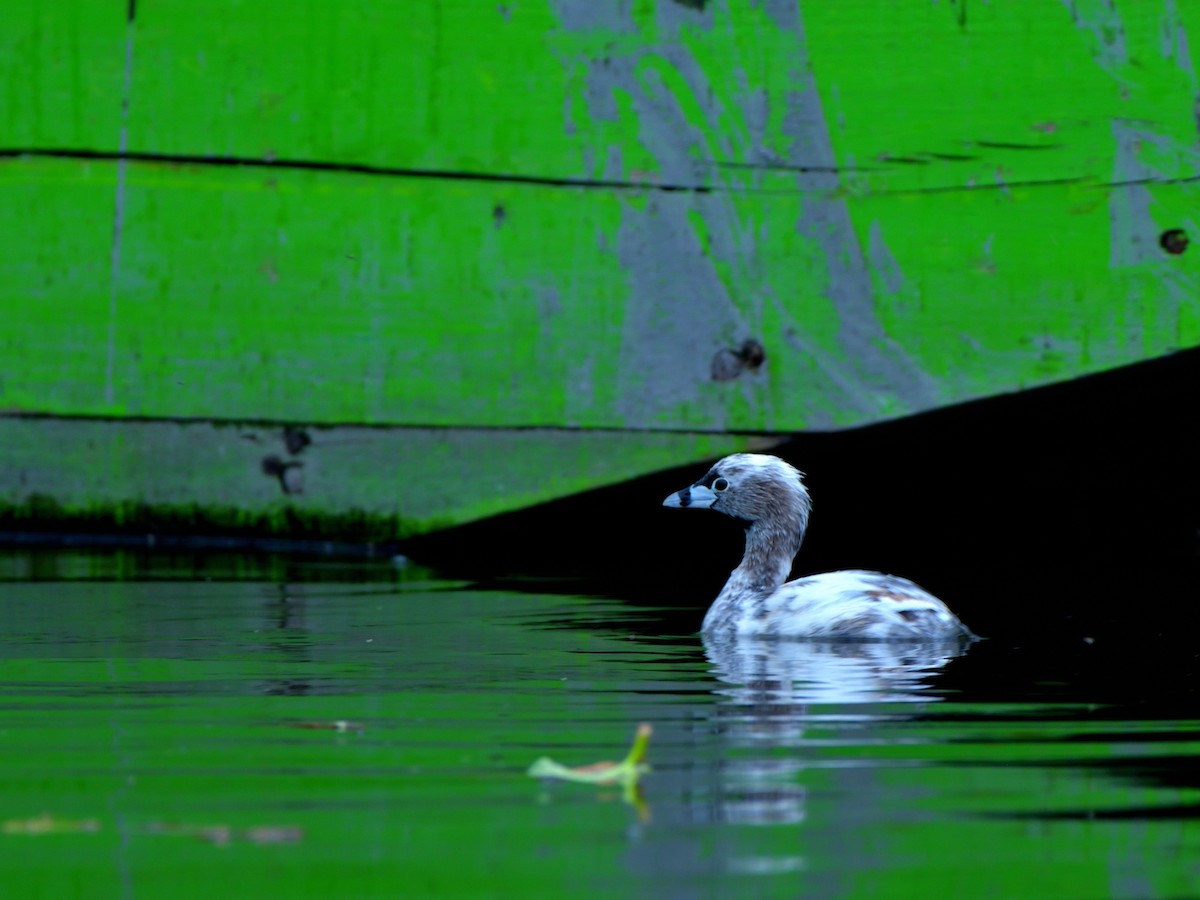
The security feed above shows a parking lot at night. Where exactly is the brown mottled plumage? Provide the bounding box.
[664,454,974,641]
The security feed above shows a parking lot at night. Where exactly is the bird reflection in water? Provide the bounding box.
[697,636,972,833]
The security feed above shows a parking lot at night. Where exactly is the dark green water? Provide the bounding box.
[1,551,1197,899]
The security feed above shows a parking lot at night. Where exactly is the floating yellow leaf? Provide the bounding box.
[527,723,652,786]
[528,724,653,820]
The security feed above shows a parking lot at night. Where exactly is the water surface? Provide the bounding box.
[0,551,1196,898]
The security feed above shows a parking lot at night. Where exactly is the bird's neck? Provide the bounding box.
[721,519,804,600]
[701,485,812,635]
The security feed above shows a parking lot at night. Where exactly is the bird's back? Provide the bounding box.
[705,569,973,641]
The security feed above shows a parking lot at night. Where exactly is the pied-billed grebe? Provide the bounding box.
[664,453,973,641]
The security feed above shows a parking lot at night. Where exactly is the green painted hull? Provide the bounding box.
[3,1,1198,535]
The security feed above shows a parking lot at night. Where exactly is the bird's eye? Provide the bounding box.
[713,477,729,492]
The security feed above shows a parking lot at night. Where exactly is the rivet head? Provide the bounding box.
[711,339,767,382]
[283,426,311,455]
[1159,228,1189,255]
[261,455,304,495]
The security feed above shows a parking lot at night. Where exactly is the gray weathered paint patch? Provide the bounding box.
[1109,122,1158,271]
[771,2,940,416]
[614,193,748,430]
[867,221,910,303]
[551,3,639,33]
[550,1,756,429]
[550,0,940,429]
[1109,120,1198,349]
[1059,0,1128,74]
[1161,0,1195,74]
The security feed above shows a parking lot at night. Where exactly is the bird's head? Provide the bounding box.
[663,454,811,529]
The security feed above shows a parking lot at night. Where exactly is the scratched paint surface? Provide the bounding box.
[2,1,1198,429]
[1,1,1199,529]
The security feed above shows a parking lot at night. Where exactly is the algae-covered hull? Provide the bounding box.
[3,2,1198,536]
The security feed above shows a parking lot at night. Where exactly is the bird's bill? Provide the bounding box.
[663,484,718,509]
